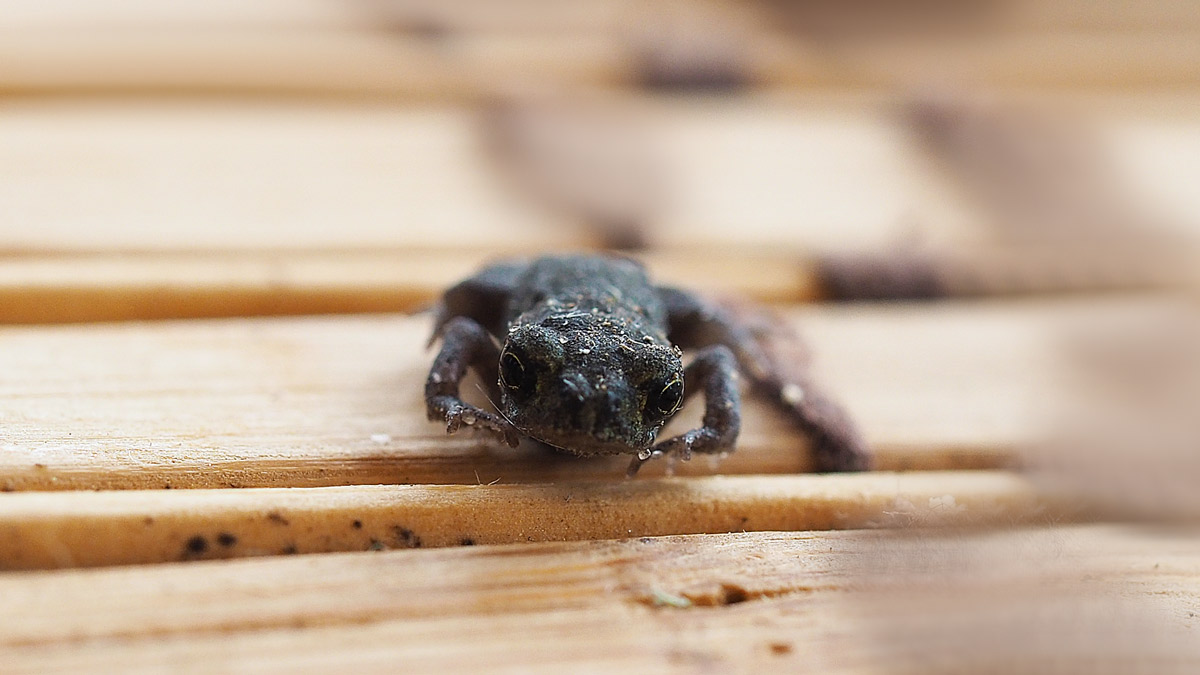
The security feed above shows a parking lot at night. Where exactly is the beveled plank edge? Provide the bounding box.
[0,440,1013,492]
[1,244,1195,324]
[0,247,820,324]
[0,471,1047,570]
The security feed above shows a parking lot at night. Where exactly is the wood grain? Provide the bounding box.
[0,4,1193,670]
[0,471,1046,570]
[0,525,1195,672]
[0,301,1071,491]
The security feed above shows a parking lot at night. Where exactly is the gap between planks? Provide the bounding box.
[0,471,1046,570]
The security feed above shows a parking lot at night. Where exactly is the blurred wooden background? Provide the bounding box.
[1,1,1198,672]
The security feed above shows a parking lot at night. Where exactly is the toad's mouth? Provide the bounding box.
[522,428,651,458]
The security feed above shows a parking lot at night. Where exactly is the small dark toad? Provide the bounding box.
[426,254,870,475]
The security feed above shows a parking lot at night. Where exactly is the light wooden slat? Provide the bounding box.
[0,471,1044,570]
[3,27,1200,98]
[0,243,1193,326]
[0,0,622,33]
[4,0,1200,34]
[0,98,941,254]
[4,0,1199,105]
[2,98,1198,256]
[0,0,369,30]
[0,249,820,324]
[403,0,1200,34]
[0,29,630,99]
[756,32,1200,90]
[1002,0,1200,31]
[0,101,575,253]
[0,302,1067,491]
[0,526,1195,671]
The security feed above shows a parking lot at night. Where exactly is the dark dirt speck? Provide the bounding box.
[185,536,208,555]
[718,584,749,605]
[394,527,422,548]
[216,532,238,547]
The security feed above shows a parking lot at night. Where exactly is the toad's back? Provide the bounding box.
[503,255,669,340]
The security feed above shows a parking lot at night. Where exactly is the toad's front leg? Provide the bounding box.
[629,345,741,475]
[426,316,520,447]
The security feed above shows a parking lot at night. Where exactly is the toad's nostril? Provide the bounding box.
[561,372,592,402]
[581,389,624,437]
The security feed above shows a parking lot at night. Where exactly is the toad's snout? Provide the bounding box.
[558,375,616,435]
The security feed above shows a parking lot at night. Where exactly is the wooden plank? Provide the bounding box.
[1002,0,1200,31]
[4,0,1200,34]
[1,98,1198,257]
[0,0,621,33]
[0,98,941,254]
[0,249,820,324]
[0,243,1192,326]
[6,0,1200,105]
[2,25,1200,98]
[0,1,369,30]
[0,101,574,253]
[0,526,1195,671]
[0,29,629,99]
[756,32,1200,90]
[0,471,1044,570]
[0,302,1066,491]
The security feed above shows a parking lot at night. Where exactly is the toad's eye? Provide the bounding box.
[646,376,684,420]
[500,349,533,396]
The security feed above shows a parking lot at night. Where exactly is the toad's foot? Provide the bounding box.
[427,396,520,448]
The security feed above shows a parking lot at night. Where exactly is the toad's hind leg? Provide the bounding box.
[426,316,520,447]
[659,287,871,472]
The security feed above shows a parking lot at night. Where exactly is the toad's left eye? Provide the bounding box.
[646,376,684,420]
[499,348,533,397]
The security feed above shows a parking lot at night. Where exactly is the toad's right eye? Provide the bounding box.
[645,375,684,421]
[500,349,533,396]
